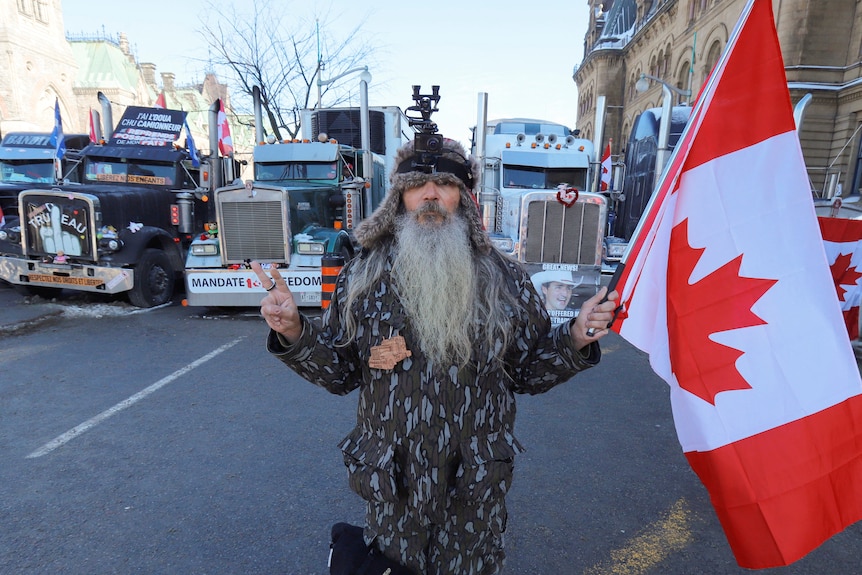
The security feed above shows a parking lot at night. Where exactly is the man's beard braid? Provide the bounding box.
[392,202,476,366]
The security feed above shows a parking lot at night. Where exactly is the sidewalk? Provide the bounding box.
[0,283,64,334]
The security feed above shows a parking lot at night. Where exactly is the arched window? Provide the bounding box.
[677,61,691,102]
[705,40,722,78]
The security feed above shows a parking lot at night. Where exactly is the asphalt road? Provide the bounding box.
[1,283,861,574]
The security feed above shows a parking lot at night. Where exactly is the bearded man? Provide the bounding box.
[252,139,619,575]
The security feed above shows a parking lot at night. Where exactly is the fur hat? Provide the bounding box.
[353,138,491,253]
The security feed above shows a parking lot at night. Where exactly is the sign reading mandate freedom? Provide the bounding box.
[187,271,321,293]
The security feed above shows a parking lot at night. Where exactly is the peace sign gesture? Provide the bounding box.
[251,261,302,343]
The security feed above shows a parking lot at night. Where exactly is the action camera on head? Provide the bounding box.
[413,132,444,155]
[405,85,444,171]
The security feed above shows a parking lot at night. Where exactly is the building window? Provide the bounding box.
[705,40,722,78]
[851,127,862,197]
[34,0,47,22]
[17,0,29,15]
[677,63,690,103]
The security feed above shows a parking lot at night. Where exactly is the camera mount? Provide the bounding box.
[405,85,444,169]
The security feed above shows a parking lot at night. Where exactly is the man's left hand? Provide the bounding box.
[572,287,620,350]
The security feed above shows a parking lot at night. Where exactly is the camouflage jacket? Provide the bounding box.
[267,249,601,525]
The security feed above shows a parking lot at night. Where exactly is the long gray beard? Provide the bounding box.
[392,205,475,366]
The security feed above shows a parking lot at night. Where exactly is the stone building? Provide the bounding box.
[0,0,249,167]
[574,0,862,198]
[0,0,79,133]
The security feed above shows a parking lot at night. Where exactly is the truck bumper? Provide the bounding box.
[0,255,133,293]
[184,268,323,307]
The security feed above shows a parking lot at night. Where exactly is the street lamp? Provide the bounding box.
[635,73,691,174]
[317,66,371,109]
[316,66,374,213]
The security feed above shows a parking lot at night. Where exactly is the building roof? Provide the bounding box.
[69,38,140,92]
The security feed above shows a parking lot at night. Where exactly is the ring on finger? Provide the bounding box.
[265,281,277,291]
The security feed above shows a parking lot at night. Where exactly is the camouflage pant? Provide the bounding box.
[365,498,507,575]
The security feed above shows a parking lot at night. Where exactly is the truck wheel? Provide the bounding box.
[128,248,175,308]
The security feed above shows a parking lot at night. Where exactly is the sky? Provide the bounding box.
[61,0,590,148]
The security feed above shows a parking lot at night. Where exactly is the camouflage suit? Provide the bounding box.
[267,247,600,574]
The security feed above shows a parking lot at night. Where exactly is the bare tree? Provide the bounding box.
[198,0,375,140]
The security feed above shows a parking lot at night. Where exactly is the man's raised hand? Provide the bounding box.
[251,261,302,343]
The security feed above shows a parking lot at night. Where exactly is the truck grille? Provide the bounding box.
[20,191,97,260]
[523,198,603,265]
[219,200,287,262]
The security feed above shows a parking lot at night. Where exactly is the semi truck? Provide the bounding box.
[611,105,692,242]
[471,94,608,325]
[0,97,225,307]
[0,132,90,224]
[182,85,413,307]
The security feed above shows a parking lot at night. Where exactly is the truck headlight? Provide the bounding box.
[191,243,219,256]
[604,241,627,261]
[296,241,326,255]
[0,225,21,244]
[490,237,515,252]
[98,237,124,252]
[607,243,626,258]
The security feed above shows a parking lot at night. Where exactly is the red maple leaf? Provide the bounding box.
[667,219,778,405]
[829,252,862,302]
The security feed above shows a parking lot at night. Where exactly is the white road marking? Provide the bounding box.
[26,337,244,459]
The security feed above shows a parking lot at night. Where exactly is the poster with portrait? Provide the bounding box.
[525,263,601,326]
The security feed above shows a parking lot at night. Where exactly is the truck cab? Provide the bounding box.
[474,114,607,324]
[183,102,412,308]
[0,132,89,224]
[0,105,213,307]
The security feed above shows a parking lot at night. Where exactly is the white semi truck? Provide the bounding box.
[471,94,608,324]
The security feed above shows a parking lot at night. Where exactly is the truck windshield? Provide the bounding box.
[83,159,176,186]
[0,160,54,183]
[503,166,588,190]
[255,162,339,182]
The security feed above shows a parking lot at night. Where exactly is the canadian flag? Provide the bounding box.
[818,217,862,339]
[217,99,234,156]
[154,91,166,109]
[88,109,98,143]
[600,141,612,191]
[611,0,862,568]
[0,204,5,227]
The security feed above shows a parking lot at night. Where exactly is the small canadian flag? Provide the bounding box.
[88,110,98,143]
[218,99,234,156]
[818,216,862,339]
[600,141,612,191]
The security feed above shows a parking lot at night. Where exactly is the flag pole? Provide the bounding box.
[586,0,757,336]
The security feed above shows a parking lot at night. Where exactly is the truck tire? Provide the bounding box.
[128,248,175,308]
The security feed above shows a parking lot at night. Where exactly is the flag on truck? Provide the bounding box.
[217,99,234,156]
[49,98,65,159]
[88,109,98,143]
[600,141,612,191]
[184,119,200,168]
[609,0,862,568]
[818,216,862,340]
